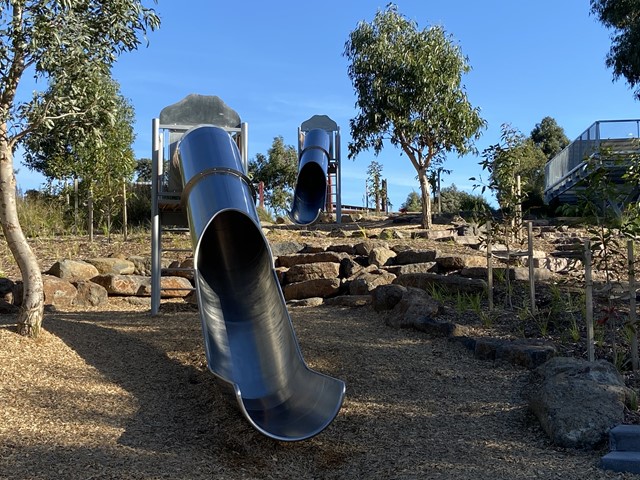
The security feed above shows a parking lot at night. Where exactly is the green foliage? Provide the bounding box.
[401,191,422,212]
[16,192,70,238]
[439,184,492,216]
[366,160,384,212]
[530,116,570,160]
[256,205,274,223]
[344,3,486,227]
[134,158,153,183]
[249,136,298,216]
[591,0,640,100]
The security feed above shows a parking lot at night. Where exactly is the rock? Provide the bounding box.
[42,274,77,307]
[288,297,324,307]
[413,317,470,337]
[73,281,108,307]
[354,240,388,256]
[349,270,396,295]
[529,357,635,449]
[283,278,341,300]
[327,244,357,255]
[512,267,555,282]
[369,246,396,267]
[159,276,194,297]
[270,241,305,257]
[471,338,556,368]
[385,262,438,276]
[275,216,293,225]
[47,259,100,282]
[339,257,364,279]
[379,228,404,240]
[86,257,135,275]
[385,287,442,329]
[276,251,346,268]
[394,272,487,294]
[301,244,327,253]
[394,249,438,265]
[324,295,371,307]
[340,214,355,223]
[436,255,487,271]
[164,258,194,281]
[91,274,148,296]
[285,262,340,284]
[371,284,407,312]
[128,255,152,276]
[329,228,350,238]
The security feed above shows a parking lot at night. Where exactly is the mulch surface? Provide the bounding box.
[0,298,633,480]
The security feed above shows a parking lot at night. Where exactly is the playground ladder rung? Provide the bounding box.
[163,267,194,272]
[159,287,194,291]
[162,227,189,233]
[163,248,192,253]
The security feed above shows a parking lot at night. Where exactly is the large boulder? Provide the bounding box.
[371,284,407,312]
[73,281,109,307]
[47,259,100,282]
[394,249,438,265]
[285,262,340,284]
[42,274,77,308]
[349,270,396,295]
[368,246,396,267]
[385,287,442,329]
[86,257,135,275]
[283,278,341,301]
[529,357,635,449]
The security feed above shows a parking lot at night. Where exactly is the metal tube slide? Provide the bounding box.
[289,128,330,224]
[178,126,345,441]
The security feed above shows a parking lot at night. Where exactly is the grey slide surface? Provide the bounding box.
[178,125,345,441]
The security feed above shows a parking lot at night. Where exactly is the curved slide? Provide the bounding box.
[289,128,331,225]
[178,126,345,441]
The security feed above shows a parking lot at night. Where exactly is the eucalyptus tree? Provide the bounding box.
[530,116,570,160]
[24,72,137,240]
[249,136,298,216]
[591,0,640,100]
[0,1,159,337]
[344,4,486,228]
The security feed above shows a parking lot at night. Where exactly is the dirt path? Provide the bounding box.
[0,301,633,479]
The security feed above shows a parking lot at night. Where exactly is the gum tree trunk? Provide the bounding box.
[0,128,44,337]
[418,168,432,229]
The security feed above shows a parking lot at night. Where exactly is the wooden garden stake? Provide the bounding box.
[585,240,595,362]
[486,220,493,311]
[527,221,535,314]
[628,240,638,371]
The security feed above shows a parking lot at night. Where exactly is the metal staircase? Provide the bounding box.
[544,119,640,206]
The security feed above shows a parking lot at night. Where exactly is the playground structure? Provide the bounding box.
[293,115,342,223]
[150,95,345,441]
[544,119,640,206]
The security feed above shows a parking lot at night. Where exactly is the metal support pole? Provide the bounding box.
[335,128,342,224]
[151,118,162,316]
[241,122,249,174]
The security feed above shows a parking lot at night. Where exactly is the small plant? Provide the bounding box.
[426,283,445,302]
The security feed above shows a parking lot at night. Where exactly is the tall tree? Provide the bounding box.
[366,160,383,212]
[24,73,137,240]
[530,116,570,160]
[0,1,159,337]
[591,0,640,100]
[344,4,486,229]
[249,136,298,216]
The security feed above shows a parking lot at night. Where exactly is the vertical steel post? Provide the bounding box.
[151,118,162,315]
[241,122,249,174]
[335,128,342,224]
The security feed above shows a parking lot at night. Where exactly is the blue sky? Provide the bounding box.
[15,0,640,209]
